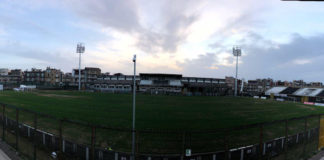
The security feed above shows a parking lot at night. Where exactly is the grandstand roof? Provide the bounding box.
[265,87,287,95]
[139,73,182,77]
[317,90,324,97]
[280,87,300,94]
[292,88,324,97]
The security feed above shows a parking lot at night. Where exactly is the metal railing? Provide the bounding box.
[0,102,321,160]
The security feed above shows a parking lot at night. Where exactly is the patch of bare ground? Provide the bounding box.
[298,104,315,111]
[34,93,82,99]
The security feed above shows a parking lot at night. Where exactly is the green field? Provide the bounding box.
[0,90,322,155]
[0,90,323,130]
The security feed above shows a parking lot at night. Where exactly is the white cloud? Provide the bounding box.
[0,28,6,36]
[292,59,311,65]
[1,0,324,81]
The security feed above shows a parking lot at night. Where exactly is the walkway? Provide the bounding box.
[0,140,20,160]
[0,149,11,160]
[309,150,324,160]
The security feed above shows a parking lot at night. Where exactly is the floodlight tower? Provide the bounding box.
[76,43,85,91]
[131,54,136,160]
[233,46,242,96]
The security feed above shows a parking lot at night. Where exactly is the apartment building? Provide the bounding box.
[293,80,306,87]
[308,82,323,88]
[44,67,63,86]
[24,68,45,84]
[0,68,9,76]
[72,67,101,84]
[246,78,274,96]
[62,73,73,84]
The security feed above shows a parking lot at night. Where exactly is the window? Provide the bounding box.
[109,85,115,89]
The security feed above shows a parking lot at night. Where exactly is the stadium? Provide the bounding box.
[1,0,324,160]
[0,89,323,160]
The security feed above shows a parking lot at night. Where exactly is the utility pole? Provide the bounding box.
[132,54,136,160]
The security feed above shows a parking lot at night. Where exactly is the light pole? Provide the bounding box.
[132,54,136,160]
[76,43,85,91]
[233,46,241,96]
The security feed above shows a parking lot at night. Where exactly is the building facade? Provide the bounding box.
[89,73,138,93]
[24,68,45,84]
[0,68,9,76]
[139,73,183,94]
[72,67,101,86]
[246,78,274,96]
[44,67,63,86]
[89,73,229,95]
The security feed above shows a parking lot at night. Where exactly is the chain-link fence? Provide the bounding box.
[0,102,322,160]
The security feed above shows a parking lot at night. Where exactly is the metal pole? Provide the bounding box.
[91,126,96,160]
[259,124,264,159]
[2,104,5,141]
[284,119,288,160]
[317,114,321,150]
[59,120,63,158]
[78,52,81,91]
[234,55,238,96]
[132,55,136,160]
[33,113,37,160]
[15,109,19,151]
[225,130,229,160]
[303,117,307,158]
[181,132,186,157]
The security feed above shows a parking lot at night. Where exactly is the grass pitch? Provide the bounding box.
[0,90,323,130]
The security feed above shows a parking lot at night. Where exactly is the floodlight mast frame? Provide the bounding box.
[233,46,241,96]
[76,43,85,91]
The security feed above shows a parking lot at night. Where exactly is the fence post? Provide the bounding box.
[181,131,186,158]
[318,114,321,150]
[15,108,19,151]
[59,119,63,159]
[284,119,288,160]
[33,113,37,160]
[259,124,263,160]
[136,130,140,153]
[2,104,5,141]
[303,117,307,158]
[91,126,96,160]
[225,130,230,160]
[188,132,192,153]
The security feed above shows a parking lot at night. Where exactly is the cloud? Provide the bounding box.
[238,34,324,81]
[136,14,197,53]
[135,0,200,53]
[60,0,201,54]
[2,0,324,82]
[0,28,6,36]
[292,59,311,65]
[177,33,324,81]
[62,0,141,32]
[0,40,76,71]
[176,53,234,77]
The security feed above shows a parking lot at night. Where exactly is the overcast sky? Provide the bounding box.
[0,0,324,82]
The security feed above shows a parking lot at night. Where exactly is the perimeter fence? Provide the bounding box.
[0,102,322,160]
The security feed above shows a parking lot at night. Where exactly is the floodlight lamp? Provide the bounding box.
[232,46,242,57]
[76,43,85,53]
[133,55,136,62]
